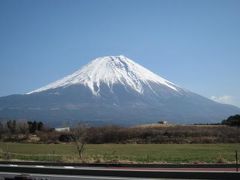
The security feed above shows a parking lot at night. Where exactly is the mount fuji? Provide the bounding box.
[0,55,239,126]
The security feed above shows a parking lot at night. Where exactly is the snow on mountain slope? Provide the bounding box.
[1,55,240,126]
[28,55,179,95]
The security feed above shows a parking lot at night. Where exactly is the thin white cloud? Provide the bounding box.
[210,95,234,105]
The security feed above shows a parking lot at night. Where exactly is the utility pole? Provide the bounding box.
[236,150,238,172]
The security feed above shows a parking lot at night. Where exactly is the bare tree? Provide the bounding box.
[72,124,88,159]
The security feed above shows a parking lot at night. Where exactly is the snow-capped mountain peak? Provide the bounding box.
[28,55,179,95]
[2,55,240,126]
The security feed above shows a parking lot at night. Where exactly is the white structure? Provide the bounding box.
[54,127,70,132]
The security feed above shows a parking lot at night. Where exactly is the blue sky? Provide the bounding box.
[0,0,240,107]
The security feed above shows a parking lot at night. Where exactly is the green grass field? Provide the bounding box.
[0,143,239,163]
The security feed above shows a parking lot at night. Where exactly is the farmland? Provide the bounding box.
[0,143,239,163]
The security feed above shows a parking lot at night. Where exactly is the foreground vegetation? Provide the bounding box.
[0,116,239,163]
[1,114,240,144]
[0,143,239,164]
[1,122,240,144]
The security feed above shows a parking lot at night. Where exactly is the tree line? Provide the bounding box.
[0,120,45,139]
[0,114,239,144]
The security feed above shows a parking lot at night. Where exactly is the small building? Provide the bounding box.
[158,121,168,125]
[54,127,70,132]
